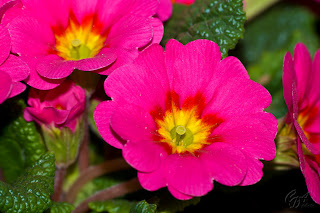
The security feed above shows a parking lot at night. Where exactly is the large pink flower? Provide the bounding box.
[156,0,194,22]
[94,39,277,199]
[283,43,320,204]
[24,79,85,132]
[0,1,29,104]
[4,0,163,90]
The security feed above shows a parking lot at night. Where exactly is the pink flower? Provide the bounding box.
[157,0,195,22]
[5,0,163,90]
[24,79,85,132]
[94,39,277,199]
[0,1,29,104]
[282,43,320,204]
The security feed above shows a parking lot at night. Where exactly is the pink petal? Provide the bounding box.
[212,113,277,161]
[168,185,194,200]
[149,17,164,45]
[0,24,10,65]
[123,140,168,173]
[21,0,69,28]
[200,142,247,186]
[293,43,313,108]
[110,103,156,142]
[0,0,17,22]
[106,15,153,49]
[97,0,159,30]
[8,16,55,56]
[156,0,172,22]
[282,52,295,116]
[297,137,320,204]
[36,49,117,79]
[294,120,320,155]
[0,54,29,82]
[8,81,26,98]
[105,61,167,110]
[239,152,264,186]
[22,56,64,90]
[0,71,12,104]
[203,56,250,101]
[137,164,167,191]
[23,106,69,125]
[70,0,97,24]
[94,101,125,149]
[94,47,138,76]
[167,40,221,103]
[203,78,272,119]
[308,49,320,106]
[165,153,213,197]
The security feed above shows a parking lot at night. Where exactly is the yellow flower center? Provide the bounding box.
[52,14,107,60]
[151,92,223,155]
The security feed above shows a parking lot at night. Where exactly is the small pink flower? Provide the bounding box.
[94,39,277,199]
[24,79,85,132]
[5,0,163,90]
[157,0,195,22]
[0,1,29,104]
[283,43,320,204]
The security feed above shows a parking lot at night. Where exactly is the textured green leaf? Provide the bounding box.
[0,153,55,213]
[0,100,46,182]
[49,202,74,213]
[89,199,137,213]
[129,200,157,213]
[163,0,246,58]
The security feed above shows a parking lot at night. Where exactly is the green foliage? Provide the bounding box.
[129,201,157,213]
[0,101,46,182]
[163,0,246,58]
[235,3,320,118]
[89,199,137,213]
[0,153,55,213]
[239,4,319,65]
[49,202,74,213]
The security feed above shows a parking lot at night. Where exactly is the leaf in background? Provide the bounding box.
[0,100,46,182]
[49,202,74,213]
[238,3,319,65]
[157,197,200,213]
[163,0,246,58]
[129,200,157,213]
[89,199,137,213]
[235,3,320,118]
[0,153,55,213]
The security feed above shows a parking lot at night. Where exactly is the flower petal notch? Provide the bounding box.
[94,39,277,199]
[282,43,320,204]
[7,0,163,89]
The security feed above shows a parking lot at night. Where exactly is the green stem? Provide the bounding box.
[72,178,142,213]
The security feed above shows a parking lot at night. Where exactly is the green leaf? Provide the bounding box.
[163,0,246,58]
[0,153,55,213]
[238,3,319,65]
[89,199,137,213]
[129,200,157,213]
[49,202,74,213]
[0,100,46,182]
